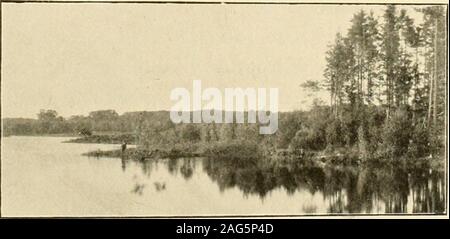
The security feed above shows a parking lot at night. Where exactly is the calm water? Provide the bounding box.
[1,136,446,217]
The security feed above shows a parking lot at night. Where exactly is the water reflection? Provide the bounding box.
[131,183,146,195]
[2,136,445,215]
[123,156,445,214]
[154,182,166,191]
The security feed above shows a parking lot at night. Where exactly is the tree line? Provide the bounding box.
[316,5,446,159]
[324,6,445,126]
[2,109,155,136]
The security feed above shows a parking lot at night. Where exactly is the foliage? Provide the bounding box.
[204,140,262,163]
[407,122,430,158]
[380,108,413,158]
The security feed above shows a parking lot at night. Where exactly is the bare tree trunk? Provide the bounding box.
[412,48,419,125]
[427,72,434,127]
[330,89,334,115]
[387,82,390,119]
[432,17,438,128]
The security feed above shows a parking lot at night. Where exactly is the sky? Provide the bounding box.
[1,3,424,118]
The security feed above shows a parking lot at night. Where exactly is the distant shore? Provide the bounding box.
[2,133,77,138]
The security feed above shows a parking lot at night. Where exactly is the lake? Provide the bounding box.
[1,136,446,217]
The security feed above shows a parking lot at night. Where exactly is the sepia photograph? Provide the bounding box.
[0,0,448,218]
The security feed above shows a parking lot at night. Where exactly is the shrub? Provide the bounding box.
[78,127,92,136]
[289,127,322,151]
[341,113,359,146]
[380,108,412,158]
[181,124,201,142]
[357,124,370,159]
[276,111,304,149]
[325,117,344,148]
[204,140,262,162]
[407,122,429,158]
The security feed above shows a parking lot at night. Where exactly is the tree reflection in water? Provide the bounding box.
[123,156,445,214]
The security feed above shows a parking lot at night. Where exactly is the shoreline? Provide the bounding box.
[83,147,445,172]
[5,134,445,171]
[63,134,137,144]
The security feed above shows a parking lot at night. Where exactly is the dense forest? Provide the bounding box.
[316,5,447,160]
[2,5,446,162]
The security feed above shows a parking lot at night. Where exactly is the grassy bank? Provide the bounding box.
[83,147,201,159]
[83,141,203,159]
[2,133,78,137]
[65,133,137,144]
[82,139,444,172]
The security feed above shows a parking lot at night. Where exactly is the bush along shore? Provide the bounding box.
[65,133,137,144]
[83,148,201,160]
[82,139,445,171]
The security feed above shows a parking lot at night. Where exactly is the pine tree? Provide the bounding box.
[380,5,400,119]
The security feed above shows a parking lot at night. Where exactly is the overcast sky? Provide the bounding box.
[2,3,424,118]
